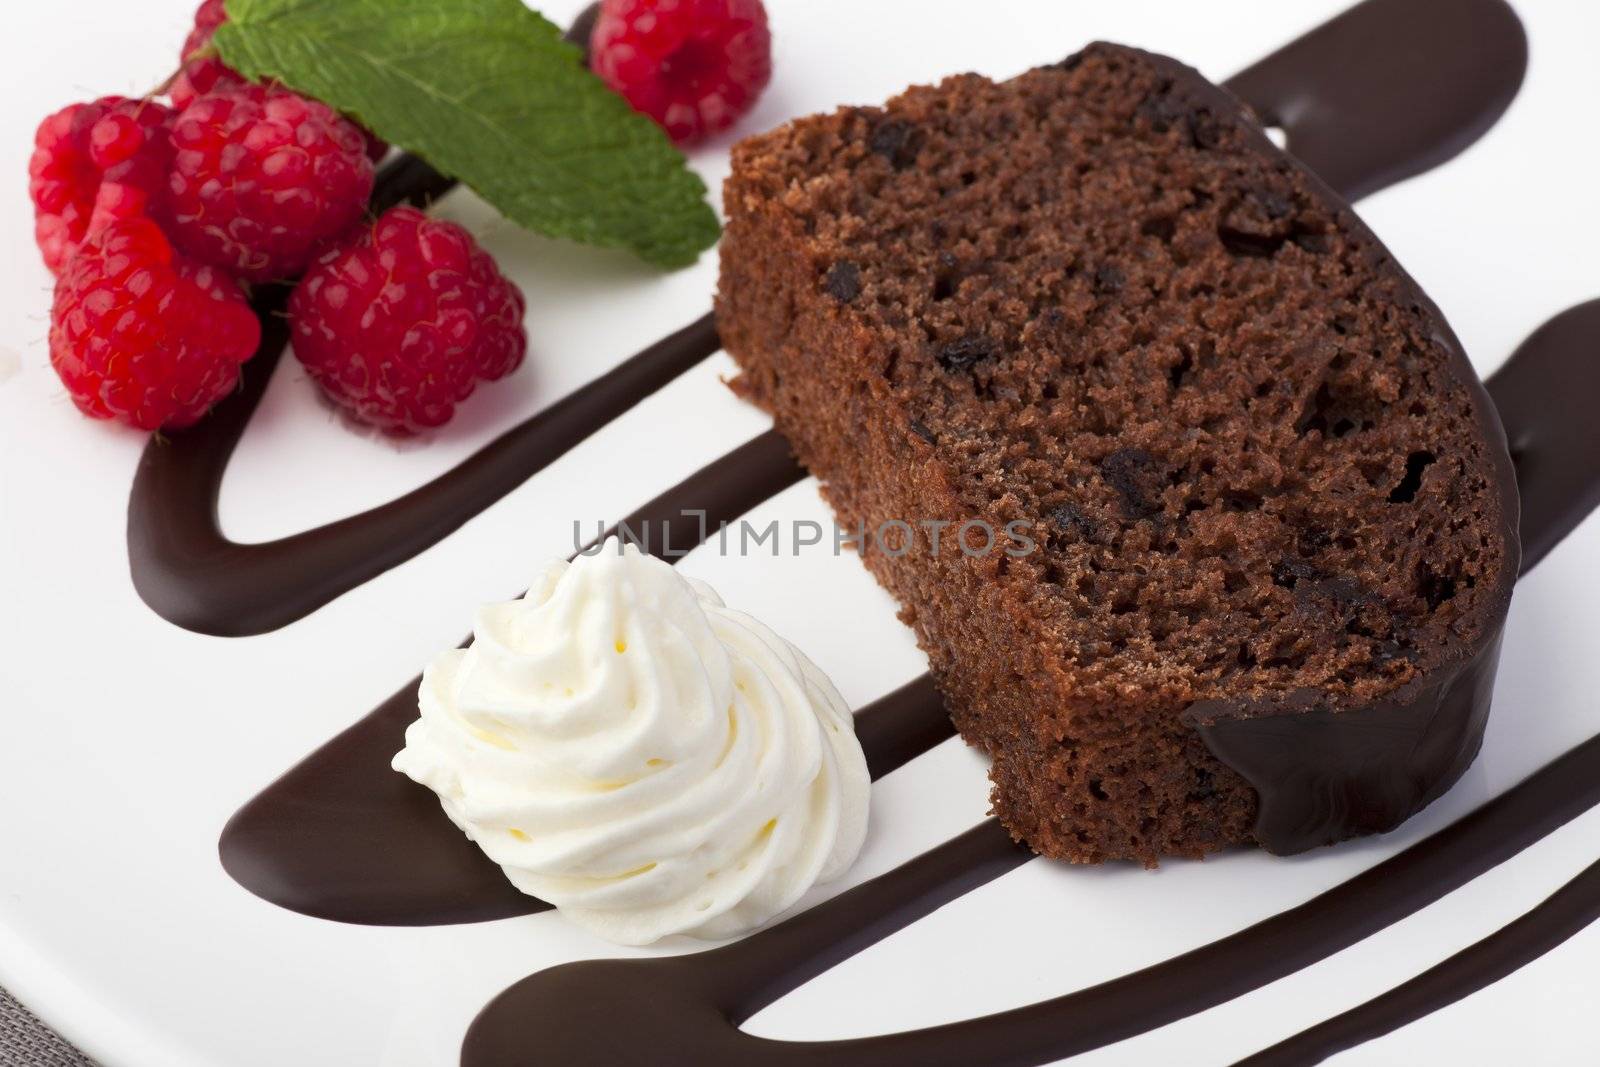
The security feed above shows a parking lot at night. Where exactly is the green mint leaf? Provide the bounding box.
[214,0,721,268]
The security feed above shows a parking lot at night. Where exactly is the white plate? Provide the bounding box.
[3,1,1599,1064]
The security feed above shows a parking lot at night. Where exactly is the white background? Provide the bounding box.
[3,1,1600,1064]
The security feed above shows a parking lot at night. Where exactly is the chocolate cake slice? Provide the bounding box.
[715,43,1519,864]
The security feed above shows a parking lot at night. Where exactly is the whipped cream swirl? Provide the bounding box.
[393,540,870,945]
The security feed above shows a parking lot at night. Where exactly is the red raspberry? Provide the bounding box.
[165,85,375,283]
[181,0,228,59]
[49,217,261,431]
[590,0,772,146]
[170,52,248,112]
[289,206,527,434]
[28,97,174,275]
[171,55,390,163]
[171,0,245,109]
[172,0,387,162]
[182,0,228,57]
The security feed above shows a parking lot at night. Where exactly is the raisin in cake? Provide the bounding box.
[715,43,1520,864]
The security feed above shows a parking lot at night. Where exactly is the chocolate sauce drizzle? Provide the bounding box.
[195,0,1600,1061]
[127,294,720,637]
[1226,0,1525,201]
[465,699,1600,1067]
[1237,861,1600,1065]
[1487,298,1600,570]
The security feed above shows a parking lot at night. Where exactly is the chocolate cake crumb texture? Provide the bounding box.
[716,43,1511,864]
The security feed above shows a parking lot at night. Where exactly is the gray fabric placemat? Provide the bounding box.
[0,987,95,1067]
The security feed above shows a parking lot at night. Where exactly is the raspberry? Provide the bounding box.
[49,217,261,431]
[170,52,248,112]
[590,0,772,146]
[171,0,388,162]
[182,0,228,60]
[171,54,390,163]
[289,206,527,434]
[165,85,375,283]
[171,0,245,109]
[28,97,174,275]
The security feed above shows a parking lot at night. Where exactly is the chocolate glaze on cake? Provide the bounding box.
[716,42,1520,862]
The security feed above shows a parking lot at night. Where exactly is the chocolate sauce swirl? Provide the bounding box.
[1487,299,1600,570]
[127,305,719,636]
[1236,861,1600,1065]
[465,707,1600,1067]
[196,0,1596,1062]
[1226,0,1525,201]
